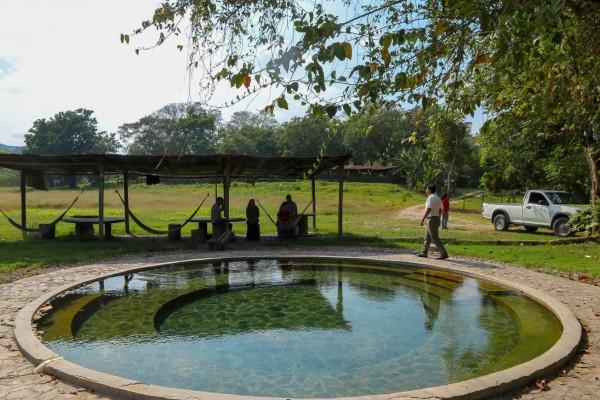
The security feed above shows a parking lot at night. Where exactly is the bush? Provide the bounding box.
[569,198,600,236]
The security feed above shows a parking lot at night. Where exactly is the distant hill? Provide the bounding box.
[0,144,25,154]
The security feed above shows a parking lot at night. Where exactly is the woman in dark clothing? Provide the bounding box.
[245,199,260,240]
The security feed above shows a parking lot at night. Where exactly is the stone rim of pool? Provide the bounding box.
[14,255,582,400]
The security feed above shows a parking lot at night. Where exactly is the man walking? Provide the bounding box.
[417,185,449,260]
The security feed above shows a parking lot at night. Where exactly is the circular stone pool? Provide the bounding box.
[16,256,581,400]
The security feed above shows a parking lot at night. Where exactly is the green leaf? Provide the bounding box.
[343,104,352,116]
[394,72,408,89]
[334,43,346,60]
[380,34,392,50]
[326,105,337,118]
[277,97,289,110]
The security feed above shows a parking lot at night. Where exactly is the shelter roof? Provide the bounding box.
[0,154,351,179]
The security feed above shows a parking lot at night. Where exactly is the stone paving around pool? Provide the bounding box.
[1,246,598,400]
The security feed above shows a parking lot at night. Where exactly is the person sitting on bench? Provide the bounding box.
[281,194,298,216]
[211,197,232,232]
[276,205,294,242]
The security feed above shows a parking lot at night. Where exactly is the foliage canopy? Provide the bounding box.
[24,109,119,155]
[127,0,599,203]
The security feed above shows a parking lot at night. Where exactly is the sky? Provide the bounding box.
[0,1,485,147]
[0,0,307,147]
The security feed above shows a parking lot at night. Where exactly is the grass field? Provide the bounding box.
[0,180,598,282]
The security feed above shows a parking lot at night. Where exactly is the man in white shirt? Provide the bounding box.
[417,185,449,259]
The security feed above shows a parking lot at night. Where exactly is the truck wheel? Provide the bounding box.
[524,226,538,233]
[493,214,509,231]
[553,217,572,237]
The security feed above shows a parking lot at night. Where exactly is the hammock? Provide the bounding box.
[0,190,84,233]
[115,190,209,235]
[292,199,314,229]
[256,199,313,228]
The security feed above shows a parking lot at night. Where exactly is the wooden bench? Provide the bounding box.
[62,216,125,239]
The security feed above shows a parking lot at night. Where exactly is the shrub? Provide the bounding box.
[569,198,600,237]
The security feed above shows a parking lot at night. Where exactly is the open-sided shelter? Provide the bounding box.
[0,154,351,240]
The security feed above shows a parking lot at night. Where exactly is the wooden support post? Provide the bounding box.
[20,172,26,240]
[124,172,130,233]
[338,162,344,237]
[224,157,231,222]
[99,167,105,241]
[311,177,316,229]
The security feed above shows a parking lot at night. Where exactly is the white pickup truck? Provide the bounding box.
[481,190,583,237]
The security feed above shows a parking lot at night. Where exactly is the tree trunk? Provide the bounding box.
[446,133,459,195]
[583,135,599,201]
[583,134,599,235]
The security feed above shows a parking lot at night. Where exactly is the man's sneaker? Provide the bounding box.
[416,252,427,258]
[435,254,449,260]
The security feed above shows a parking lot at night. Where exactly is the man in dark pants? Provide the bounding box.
[417,185,449,260]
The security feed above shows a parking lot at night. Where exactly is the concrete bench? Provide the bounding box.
[62,216,125,239]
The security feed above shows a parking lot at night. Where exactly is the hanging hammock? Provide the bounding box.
[0,189,84,233]
[115,190,209,235]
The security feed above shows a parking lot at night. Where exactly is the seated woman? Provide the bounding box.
[276,205,294,242]
[245,199,260,240]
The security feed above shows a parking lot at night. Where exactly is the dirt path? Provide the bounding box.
[393,204,490,232]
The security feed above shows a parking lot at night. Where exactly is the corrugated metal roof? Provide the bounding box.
[0,154,351,179]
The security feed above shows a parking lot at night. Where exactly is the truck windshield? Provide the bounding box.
[545,192,581,205]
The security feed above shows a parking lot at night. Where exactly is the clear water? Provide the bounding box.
[36,259,562,398]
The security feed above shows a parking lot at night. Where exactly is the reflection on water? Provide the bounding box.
[36,259,562,398]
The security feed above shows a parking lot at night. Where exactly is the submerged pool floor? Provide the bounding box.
[35,259,562,398]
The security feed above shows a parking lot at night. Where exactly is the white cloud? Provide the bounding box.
[0,0,304,146]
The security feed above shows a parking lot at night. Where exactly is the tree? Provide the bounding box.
[126,0,600,202]
[393,146,426,190]
[119,103,219,155]
[24,109,120,188]
[278,115,345,157]
[216,111,280,156]
[426,113,470,194]
[473,7,600,203]
[341,107,422,165]
[478,112,590,199]
[24,109,119,155]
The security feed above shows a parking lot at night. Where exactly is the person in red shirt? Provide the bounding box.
[441,193,450,229]
[276,205,293,242]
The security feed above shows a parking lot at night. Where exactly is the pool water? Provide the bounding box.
[35,259,562,398]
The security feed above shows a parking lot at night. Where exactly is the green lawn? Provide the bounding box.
[0,181,598,282]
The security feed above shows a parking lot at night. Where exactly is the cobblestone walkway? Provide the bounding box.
[1,247,598,400]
